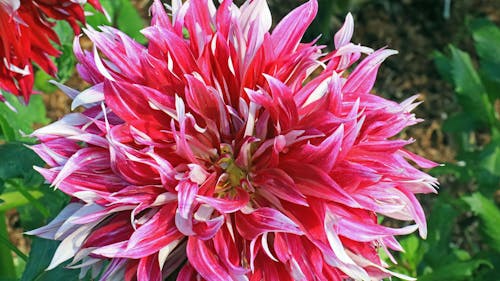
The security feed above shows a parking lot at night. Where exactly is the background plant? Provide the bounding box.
[389,18,500,281]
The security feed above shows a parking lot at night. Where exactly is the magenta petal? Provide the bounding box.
[293,124,344,172]
[335,216,419,242]
[123,204,182,259]
[142,26,198,74]
[175,180,199,236]
[397,186,428,238]
[104,80,172,125]
[150,0,173,29]
[137,254,162,281]
[51,147,108,188]
[334,13,354,49]
[187,237,234,281]
[235,207,302,240]
[343,49,398,95]
[177,262,198,281]
[399,149,440,168]
[184,74,230,136]
[196,187,249,213]
[193,215,225,240]
[213,228,248,276]
[284,161,360,207]
[177,181,198,219]
[253,168,308,206]
[271,0,318,57]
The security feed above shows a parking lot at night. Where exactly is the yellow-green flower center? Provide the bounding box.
[215,144,248,195]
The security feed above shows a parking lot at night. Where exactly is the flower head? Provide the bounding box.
[28,0,438,280]
[0,0,103,102]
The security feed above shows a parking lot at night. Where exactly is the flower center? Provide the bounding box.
[214,144,249,195]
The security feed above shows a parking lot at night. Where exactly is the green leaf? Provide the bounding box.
[34,70,58,94]
[475,251,500,281]
[8,180,49,217]
[86,0,146,44]
[0,93,49,140]
[433,51,453,83]
[400,235,423,268]
[18,188,70,231]
[21,238,86,281]
[56,47,76,82]
[418,259,491,281]
[394,234,423,276]
[470,19,500,84]
[476,138,500,195]
[448,45,496,128]
[0,232,28,262]
[479,138,500,177]
[85,0,115,27]
[463,193,500,253]
[442,112,482,134]
[55,44,76,84]
[0,113,16,142]
[0,142,45,189]
[113,0,146,44]
[53,20,76,46]
[424,197,460,267]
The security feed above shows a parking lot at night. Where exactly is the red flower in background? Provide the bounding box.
[0,0,103,103]
[28,0,438,280]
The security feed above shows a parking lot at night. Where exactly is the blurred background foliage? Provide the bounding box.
[0,0,499,280]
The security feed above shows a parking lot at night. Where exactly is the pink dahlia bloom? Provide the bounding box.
[0,0,103,102]
[28,0,438,280]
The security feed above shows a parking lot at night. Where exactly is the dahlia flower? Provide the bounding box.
[0,0,103,102]
[28,0,438,280]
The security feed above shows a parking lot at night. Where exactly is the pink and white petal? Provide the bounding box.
[124,204,183,259]
[71,83,104,110]
[25,203,83,239]
[177,262,200,281]
[47,222,98,270]
[137,253,162,281]
[343,49,398,95]
[334,13,354,49]
[51,147,109,188]
[235,207,302,240]
[175,180,199,236]
[271,0,318,57]
[187,237,234,281]
[196,187,249,214]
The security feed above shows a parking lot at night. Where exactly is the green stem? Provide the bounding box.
[0,232,27,262]
[8,180,49,218]
[0,213,16,278]
[0,190,44,213]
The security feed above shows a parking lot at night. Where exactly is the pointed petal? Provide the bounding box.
[196,187,249,213]
[124,204,182,258]
[343,49,398,95]
[187,237,234,281]
[334,13,354,49]
[137,254,162,281]
[271,0,318,57]
[235,207,302,240]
